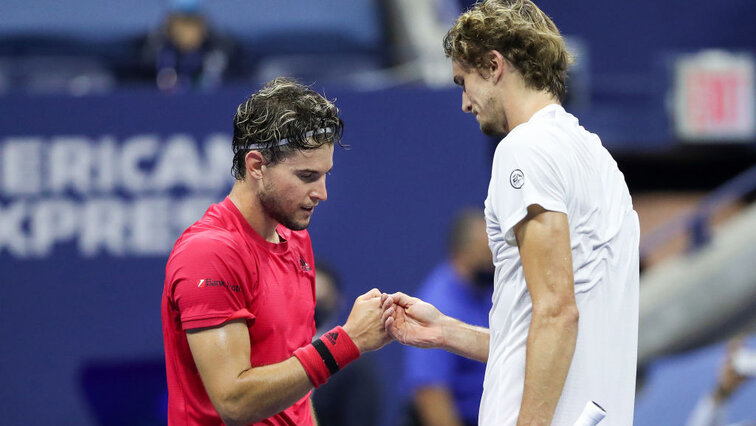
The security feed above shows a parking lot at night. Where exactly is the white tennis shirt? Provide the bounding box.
[480,104,639,425]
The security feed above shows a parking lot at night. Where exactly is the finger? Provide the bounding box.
[357,288,381,301]
[384,316,396,338]
[380,293,388,305]
[388,292,416,307]
[382,295,394,310]
[381,305,394,324]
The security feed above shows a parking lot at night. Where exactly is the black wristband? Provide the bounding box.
[312,339,340,375]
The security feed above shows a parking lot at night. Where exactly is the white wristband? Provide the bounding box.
[573,401,607,426]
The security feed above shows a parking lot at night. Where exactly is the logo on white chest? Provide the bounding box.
[510,169,524,189]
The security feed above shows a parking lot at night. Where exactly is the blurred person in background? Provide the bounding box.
[687,336,754,426]
[403,209,493,426]
[382,0,639,424]
[383,0,459,86]
[161,78,392,426]
[311,261,382,426]
[140,0,237,92]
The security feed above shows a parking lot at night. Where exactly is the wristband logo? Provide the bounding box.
[325,331,339,345]
[197,278,241,293]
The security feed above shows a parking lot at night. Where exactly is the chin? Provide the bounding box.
[481,122,506,137]
[283,218,311,231]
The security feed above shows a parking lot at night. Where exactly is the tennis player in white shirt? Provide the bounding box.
[382,1,639,424]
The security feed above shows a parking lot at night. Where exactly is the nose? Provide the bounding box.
[311,176,327,202]
[461,91,472,113]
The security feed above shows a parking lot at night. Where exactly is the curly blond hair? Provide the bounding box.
[443,0,573,100]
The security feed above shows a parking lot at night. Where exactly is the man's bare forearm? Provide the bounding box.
[211,357,314,426]
[439,316,490,363]
[190,290,391,425]
[517,306,578,425]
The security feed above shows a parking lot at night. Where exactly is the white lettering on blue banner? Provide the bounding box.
[0,134,233,258]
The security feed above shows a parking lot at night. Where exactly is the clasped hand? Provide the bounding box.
[342,288,393,353]
[342,289,448,353]
[380,292,447,349]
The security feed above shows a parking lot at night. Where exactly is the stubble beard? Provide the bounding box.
[480,121,501,137]
[479,96,508,137]
[258,182,310,231]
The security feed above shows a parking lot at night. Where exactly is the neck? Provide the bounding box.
[503,86,559,132]
[228,181,281,243]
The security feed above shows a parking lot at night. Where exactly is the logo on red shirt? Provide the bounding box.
[197,278,241,292]
[300,257,312,271]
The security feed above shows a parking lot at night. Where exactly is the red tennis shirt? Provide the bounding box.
[162,197,317,425]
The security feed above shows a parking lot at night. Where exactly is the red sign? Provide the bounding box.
[673,51,755,141]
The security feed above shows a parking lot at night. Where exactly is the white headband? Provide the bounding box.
[246,127,334,150]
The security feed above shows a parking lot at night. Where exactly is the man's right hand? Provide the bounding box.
[342,288,393,353]
[381,292,447,349]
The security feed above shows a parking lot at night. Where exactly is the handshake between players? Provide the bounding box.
[343,288,487,363]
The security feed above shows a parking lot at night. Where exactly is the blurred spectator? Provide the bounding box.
[311,261,382,426]
[402,209,493,426]
[382,0,459,86]
[139,1,237,92]
[687,336,754,426]
[312,261,346,334]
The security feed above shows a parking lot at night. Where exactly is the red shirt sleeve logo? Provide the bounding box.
[197,278,241,293]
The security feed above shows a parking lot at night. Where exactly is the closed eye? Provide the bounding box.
[297,167,332,183]
[297,172,320,183]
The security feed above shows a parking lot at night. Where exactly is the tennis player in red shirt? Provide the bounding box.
[161,77,392,425]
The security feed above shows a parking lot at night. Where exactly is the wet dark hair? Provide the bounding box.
[231,77,345,180]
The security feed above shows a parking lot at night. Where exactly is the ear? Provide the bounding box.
[488,50,510,83]
[244,150,266,180]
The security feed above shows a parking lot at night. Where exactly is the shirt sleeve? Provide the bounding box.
[489,131,567,245]
[168,235,256,330]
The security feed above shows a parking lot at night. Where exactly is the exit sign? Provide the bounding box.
[673,51,755,141]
